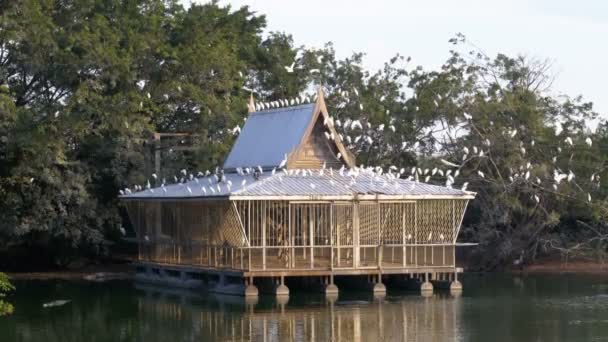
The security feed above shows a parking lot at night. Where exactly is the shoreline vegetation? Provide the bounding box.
[0,1,606,273]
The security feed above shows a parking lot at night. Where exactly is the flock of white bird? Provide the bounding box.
[125,62,600,209]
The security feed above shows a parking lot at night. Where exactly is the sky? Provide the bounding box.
[188,0,608,126]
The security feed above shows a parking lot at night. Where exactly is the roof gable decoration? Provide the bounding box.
[223,87,355,171]
[287,87,355,169]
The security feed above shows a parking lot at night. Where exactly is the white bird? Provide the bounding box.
[351,120,363,130]
[534,195,540,203]
[463,112,472,120]
[509,129,517,138]
[440,159,460,168]
[477,170,485,178]
[565,137,573,146]
[461,182,469,191]
[43,300,71,308]
[586,137,592,147]
[567,170,575,182]
[588,193,592,202]
[284,62,295,73]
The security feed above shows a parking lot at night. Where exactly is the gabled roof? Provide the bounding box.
[223,88,355,171]
[223,104,314,170]
[120,169,476,201]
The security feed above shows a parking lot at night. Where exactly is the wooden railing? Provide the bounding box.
[138,241,459,271]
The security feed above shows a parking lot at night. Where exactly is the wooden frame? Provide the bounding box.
[125,198,471,275]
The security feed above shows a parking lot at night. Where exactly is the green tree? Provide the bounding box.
[0,273,14,316]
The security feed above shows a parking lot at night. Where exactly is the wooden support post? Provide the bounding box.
[353,201,360,268]
[309,206,315,269]
[247,201,251,270]
[330,202,334,270]
[336,205,341,267]
[414,201,418,266]
[289,203,294,268]
[262,201,266,270]
[402,204,406,267]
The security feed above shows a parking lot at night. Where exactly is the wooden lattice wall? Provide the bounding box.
[125,198,469,269]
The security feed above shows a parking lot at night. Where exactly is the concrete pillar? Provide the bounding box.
[421,272,433,296]
[245,284,259,297]
[326,283,339,296]
[276,276,289,297]
[245,277,258,298]
[373,274,386,296]
[450,271,462,296]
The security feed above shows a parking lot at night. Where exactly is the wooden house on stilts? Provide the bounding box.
[120,89,476,298]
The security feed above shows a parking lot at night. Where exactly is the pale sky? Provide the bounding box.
[188,0,608,124]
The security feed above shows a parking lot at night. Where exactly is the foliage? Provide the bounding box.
[0,1,605,270]
[0,273,14,315]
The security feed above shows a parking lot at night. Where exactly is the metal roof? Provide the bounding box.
[121,169,475,200]
[222,104,315,170]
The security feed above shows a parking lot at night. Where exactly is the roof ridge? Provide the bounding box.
[250,103,314,115]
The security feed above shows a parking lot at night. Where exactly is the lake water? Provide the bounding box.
[2,273,608,341]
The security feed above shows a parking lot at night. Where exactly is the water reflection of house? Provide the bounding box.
[121,89,476,297]
[135,290,463,342]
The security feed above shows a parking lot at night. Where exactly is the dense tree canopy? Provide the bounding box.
[0,1,606,270]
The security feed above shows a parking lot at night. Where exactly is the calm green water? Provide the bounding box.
[2,273,608,341]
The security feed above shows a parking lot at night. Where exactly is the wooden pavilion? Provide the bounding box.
[121,89,476,297]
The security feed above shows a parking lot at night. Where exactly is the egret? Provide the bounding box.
[461,182,469,191]
[284,62,295,73]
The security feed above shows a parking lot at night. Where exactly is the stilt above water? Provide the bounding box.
[421,273,434,296]
[276,284,289,297]
[450,280,462,297]
[325,283,339,296]
[373,282,387,295]
[245,284,259,297]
